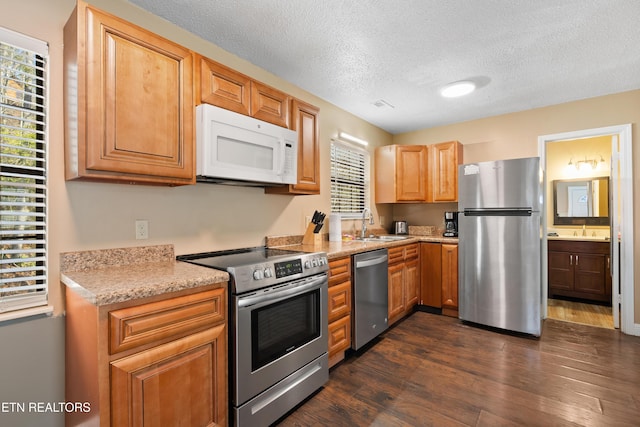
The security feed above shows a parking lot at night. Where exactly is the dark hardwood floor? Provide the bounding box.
[277,312,640,426]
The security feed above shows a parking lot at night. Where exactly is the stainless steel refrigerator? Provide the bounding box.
[458,157,543,336]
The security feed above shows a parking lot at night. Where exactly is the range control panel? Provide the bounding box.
[233,253,329,293]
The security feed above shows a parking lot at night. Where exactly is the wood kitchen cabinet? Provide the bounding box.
[65,286,227,426]
[548,239,611,304]
[375,145,429,203]
[327,256,352,367]
[266,99,321,195]
[430,141,463,202]
[387,243,420,325]
[441,243,459,317]
[420,242,459,317]
[196,55,290,128]
[419,242,443,308]
[375,141,463,203]
[64,1,195,185]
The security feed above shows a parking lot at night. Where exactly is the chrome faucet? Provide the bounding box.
[582,224,587,237]
[361,207,371,239]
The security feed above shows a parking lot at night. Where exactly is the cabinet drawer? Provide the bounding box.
[328,281,351,323]
[404,243,420,260]
[388,246,405,265]
[329,257,351,286]
[109,287,225,355]
[328,315,351,358]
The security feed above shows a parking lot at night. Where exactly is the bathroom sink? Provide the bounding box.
[547,235,610,241]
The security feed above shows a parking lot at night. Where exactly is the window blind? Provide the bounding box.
[0,27,48,313]
[330,141,368,216]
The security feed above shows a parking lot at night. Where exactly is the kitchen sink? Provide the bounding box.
[356,235,411,242]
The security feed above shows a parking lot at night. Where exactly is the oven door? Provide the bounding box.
[234,273,328,406]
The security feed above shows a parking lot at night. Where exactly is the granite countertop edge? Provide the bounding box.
[60,244,229,306]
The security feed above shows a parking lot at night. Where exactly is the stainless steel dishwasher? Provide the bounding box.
[352,248,389,350]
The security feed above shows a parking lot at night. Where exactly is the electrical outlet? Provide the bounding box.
[135,220,149,240]
[380,216,385,226]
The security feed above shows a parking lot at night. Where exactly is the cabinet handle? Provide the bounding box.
[607,256,610,269]
[570,255,573,265]
[575,255,579,266]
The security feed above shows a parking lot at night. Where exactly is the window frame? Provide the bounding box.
[0,26,49,317]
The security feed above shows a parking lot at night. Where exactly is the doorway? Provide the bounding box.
[539,124,635,335]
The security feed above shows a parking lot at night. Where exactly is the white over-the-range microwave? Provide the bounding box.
[196,104,298,186]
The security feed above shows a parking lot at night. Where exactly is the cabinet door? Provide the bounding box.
[250,81,290,127]
[291,99,320,193]
[420,243,442,307]
[328,315,351,358]
[396,146,429,201]
[110,325,227,427]
[197,56,251,115]
[573,253,606,297]
[328,281,351,323]
[441,244,458,312]
[79,3,195,184]
[548,251,574,293]
[266,99,320,194]
[431,141,462,202]
[404,257,420,309]
[388,263,405,322]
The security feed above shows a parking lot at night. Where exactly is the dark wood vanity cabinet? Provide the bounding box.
[548,239,611,304]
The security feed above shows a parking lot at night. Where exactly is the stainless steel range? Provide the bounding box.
[178,247,329,427]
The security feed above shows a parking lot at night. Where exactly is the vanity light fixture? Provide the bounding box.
[567,155,607,172]
[440,80,476,98]
[338,132,369,146]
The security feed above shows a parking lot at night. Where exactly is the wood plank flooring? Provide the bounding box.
[547,299,613,328]
[276,312,640,426]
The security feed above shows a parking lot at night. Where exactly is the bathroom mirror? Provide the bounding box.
[553,177,610,225]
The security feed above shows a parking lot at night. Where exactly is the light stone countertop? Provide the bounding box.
[273,235,459,259]
[60,244,228,306]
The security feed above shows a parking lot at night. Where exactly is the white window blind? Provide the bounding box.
[330,141,369,216]
[0,27,48,313]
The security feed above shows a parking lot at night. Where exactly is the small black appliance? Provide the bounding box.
[443,211,458,237]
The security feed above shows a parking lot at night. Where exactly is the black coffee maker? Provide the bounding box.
[443,211,458,237]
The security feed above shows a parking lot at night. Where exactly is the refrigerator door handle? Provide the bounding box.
[463,208,533,217]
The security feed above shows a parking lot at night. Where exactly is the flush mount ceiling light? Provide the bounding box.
[338,132,368,146]
[440,80,476,98]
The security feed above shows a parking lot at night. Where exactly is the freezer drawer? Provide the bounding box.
[458,213,542,336]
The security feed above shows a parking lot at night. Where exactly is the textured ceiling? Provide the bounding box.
[129,0,640,134]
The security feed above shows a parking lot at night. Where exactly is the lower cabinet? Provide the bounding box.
[328,256,352,367]
[441,243,459,317]
[65,286,227,427]
[420,242,459,317]
[548,239,611,303]
[387,243,420,326]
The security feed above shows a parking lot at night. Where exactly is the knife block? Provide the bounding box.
[302,223,323,246]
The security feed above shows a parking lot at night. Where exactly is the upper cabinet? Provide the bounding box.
[375,145,429,203]
[430,141,463,202]
[196,55,290,128]
[64,1,195,185]
[266,99,320,195]
[375,141,463,203]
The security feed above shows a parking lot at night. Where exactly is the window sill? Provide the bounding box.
[0,305,54,324]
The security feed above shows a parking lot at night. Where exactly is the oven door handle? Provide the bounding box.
[237,273,328,308]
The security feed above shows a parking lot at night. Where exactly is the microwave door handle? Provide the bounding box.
[277,138,285,176]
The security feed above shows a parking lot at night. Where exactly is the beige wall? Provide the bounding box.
[4,1,639,323]
[393,92,639,322]
[2,0,393,315]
